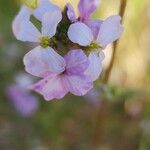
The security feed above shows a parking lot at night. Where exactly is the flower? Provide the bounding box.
[68,16,123,81]
[6,73,38,117]
[13,8,66,75]
[12,0,60,38]
[66,0,102,39]
[24,49,93,101]
[68,16,123,48]
[12,0,124,101]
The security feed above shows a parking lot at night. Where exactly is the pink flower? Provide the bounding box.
[24,49,93,101]
[12,0,60,37]
[68,16,123,48]
[6,73,38,117]
[68,16,123,81]
[66,0,102,39]
[12,7,65,75]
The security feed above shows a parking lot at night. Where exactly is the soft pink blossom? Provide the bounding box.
[24,49,93,101]
[68,15,123,81]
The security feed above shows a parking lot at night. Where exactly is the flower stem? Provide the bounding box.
[102,0,127,84]
[91,1,127,149]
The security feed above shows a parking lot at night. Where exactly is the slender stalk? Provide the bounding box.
[91,1,127,149]
[102,0,127,84]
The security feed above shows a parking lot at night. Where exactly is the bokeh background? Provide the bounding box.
[0,0,150,149]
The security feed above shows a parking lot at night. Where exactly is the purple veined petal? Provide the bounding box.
[23,46,66,78]
[68,22,93,46]
[41,10,62,37]
[33,0,60,21]
[16,19,41,42]
[30,75,69,101]
[64,49,89,75]
[85,51,105,81]
[64,74,93,96]
[66,3,77,23]
[78,0,101,21]
[7,85,38,117]
[84,19,103,40]
[96,15,124,48]
[12,5,31,40]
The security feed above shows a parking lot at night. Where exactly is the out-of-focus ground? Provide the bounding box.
[0,0,150,150]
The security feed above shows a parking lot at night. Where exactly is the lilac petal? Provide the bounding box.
[64,49,89,75]
[84,19,103,40]
[30,75,68,101]
[7,85,38,117]
[12,5,31,40]
[68,22,93,46]
[42,10,62,37]
[78,0,101,21]
[16,19,41,42]
[23,46,66,78]
[33,0,60,21]
[85,51,105,81]
[66,3,77,22]
[64,74,93,96]
[96,15,124,48]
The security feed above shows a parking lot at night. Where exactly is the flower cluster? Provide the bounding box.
[12,0,123,101]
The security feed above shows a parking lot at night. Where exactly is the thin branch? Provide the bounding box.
[91,1,127,149]
[102,0,127,84]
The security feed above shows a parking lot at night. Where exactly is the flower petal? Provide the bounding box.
[12,5,31,40]
[66,3,77,22]
[68,22,93,46]
[78,0,101,21]
[23,46,66,78]
[64,74,93,96]
[64,49,89,75]
[16,19,41,42]
[42,10,62,37]
[33,0,60,21]
[96,15,124,48]
[84,19,103,40]
[85,51,105,81]
[30,75,68,101]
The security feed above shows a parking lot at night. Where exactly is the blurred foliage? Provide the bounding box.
[0,0,150,150]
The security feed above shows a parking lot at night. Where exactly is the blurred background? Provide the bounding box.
[0,0,150,149]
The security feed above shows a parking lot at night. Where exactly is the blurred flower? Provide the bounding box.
[28,49,93,101]
[6,73,38,117]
